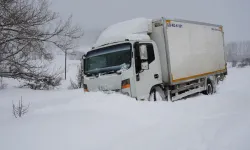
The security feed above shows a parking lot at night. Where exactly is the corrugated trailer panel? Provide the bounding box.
[166,20,226,84]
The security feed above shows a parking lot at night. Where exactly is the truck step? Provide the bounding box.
[171,87,205,101]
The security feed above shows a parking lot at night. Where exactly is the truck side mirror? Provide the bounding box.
[141,61,149,70]
[139,45,148,60]
[139,45,149,70]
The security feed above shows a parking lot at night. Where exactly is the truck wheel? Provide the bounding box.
[202,80,214,95]
[149,86,165,101]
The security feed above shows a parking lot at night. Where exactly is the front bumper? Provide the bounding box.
[85,88,131,97]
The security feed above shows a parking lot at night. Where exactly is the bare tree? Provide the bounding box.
[231,60,237,67]
[0,0,83,89]
[0,77,7,89]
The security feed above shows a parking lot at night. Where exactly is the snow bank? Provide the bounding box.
[94,18,152,47]
[0,67,250,150]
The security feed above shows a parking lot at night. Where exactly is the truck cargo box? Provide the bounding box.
[153,19,227,84]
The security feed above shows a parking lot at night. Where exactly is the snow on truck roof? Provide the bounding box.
[93,18,152,48]
[93,17,222,48]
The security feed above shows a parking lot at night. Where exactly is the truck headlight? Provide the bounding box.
[121,79,130,89]
[83,84,88,92]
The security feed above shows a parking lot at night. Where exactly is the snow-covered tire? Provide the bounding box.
[149,86,165,101]
[202,80,214,95]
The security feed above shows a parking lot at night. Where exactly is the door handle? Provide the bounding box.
[154,74,159,79]
[136,74,140,81]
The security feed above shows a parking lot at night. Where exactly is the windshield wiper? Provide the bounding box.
[85,72,97,77]
[101,70,116,75]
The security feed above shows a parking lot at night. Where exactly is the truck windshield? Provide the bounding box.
[84,43,131,76]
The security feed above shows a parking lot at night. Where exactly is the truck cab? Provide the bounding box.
[83,40,162,100]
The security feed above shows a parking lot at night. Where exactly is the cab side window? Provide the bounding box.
[146,44,155,64]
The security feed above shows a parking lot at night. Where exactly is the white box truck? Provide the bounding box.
[82,17,227,101]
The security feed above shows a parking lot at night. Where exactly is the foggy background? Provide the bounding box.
[50,0,250,61]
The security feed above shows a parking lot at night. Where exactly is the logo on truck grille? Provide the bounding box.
[98,85,109,91]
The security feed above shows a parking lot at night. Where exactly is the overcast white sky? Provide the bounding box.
[51,0,250,43]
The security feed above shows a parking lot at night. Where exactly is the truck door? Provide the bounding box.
[134,42,162,100]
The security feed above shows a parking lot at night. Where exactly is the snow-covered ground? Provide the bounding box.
[1,63,250,150]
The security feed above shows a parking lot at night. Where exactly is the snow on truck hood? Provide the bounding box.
[84,73,122,91]
[94,18,152,47]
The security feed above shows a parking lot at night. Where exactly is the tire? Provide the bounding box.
[149,86,165,101]
[202,80,214,95]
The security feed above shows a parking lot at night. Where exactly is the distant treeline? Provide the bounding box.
[225,41,250,62]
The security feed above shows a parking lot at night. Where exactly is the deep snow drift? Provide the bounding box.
[1,67,250,150]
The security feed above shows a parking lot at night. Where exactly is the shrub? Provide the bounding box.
[12,97,30,118]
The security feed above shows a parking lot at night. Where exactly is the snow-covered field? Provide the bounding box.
[1,62,250,150]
